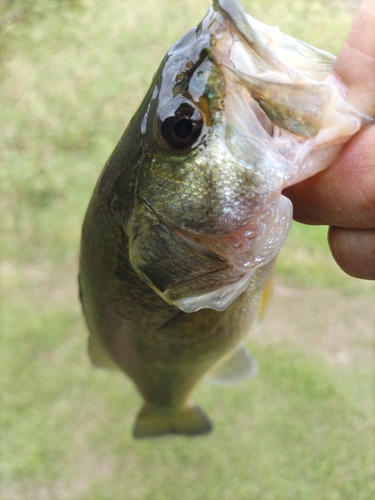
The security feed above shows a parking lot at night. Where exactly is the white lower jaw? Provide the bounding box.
[175,271,254,313]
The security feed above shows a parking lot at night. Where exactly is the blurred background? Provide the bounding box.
[1,0,374,499]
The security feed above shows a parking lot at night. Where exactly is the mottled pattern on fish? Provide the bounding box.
[79,0,372,437]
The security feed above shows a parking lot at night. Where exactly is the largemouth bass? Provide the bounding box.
[79,0,373,437]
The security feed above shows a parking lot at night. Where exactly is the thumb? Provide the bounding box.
[331,0,375,115]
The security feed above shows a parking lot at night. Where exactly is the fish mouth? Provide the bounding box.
[208,0,304,142]
[207,0,322,161]
[204,0,369,187]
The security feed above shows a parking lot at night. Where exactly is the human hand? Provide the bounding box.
[284,0,375,280]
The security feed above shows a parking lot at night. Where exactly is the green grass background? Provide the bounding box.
[1,1,374,499]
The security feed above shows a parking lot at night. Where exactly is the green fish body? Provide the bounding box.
[79,0,371,437]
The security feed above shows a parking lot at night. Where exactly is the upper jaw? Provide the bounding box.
[206,0,372,188]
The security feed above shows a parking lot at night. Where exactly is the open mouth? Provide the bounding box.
[205,0,371,188]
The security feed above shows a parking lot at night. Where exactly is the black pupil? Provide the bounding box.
[160,104,203,149]
[173,118,193,140]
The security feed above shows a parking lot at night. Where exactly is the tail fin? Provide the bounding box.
[133,404,212,438]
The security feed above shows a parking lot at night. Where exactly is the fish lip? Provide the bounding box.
[168,272,253,313]
[212,0,298,81]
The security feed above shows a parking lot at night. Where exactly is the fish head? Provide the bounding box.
[125,0,368,313]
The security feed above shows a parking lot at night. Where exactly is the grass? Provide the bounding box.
[1,0,374,499]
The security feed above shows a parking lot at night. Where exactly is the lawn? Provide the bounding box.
[1,1,374,499]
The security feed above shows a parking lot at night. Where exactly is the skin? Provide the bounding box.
[284,0,375,280]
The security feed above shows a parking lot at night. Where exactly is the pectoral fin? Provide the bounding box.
[206,343,257,384]
[254,275,273,333]
[87,332,118,370]
[133,404,212,438]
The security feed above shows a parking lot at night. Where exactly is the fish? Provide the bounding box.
[79,0,373,438]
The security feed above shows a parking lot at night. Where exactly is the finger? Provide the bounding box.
[328,226,375,280]
[283,125,375,227]
[331,0,375,115]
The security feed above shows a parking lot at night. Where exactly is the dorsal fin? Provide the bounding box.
[206,343,257,385]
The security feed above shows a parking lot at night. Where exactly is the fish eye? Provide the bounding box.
[160,103,203,149]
